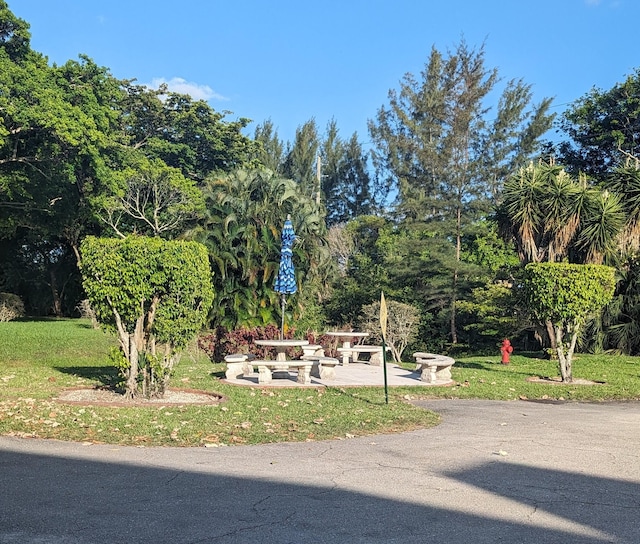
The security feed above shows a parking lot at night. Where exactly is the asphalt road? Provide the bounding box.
[1,399,639,543]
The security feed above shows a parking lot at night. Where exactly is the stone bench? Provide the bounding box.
[248,360,313,385]
[301,355,339,380]
[413,352,455,384]
[224,353,256,379]
[337,345,387,366]
[302,344,325,357]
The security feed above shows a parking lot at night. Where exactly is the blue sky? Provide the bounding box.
[11,0,640,145]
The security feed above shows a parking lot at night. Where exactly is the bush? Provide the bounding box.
[200,325,290,360]
[357,299,420,363]
[523,262,616,382]
[0,292,25,321]
[80,236,213,398]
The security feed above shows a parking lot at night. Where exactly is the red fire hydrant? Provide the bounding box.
[500,339,513,365]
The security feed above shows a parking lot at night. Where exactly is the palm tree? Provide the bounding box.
[604,164,640,255]
[497,161,624,264]
[496,160,625,349]
[583,164,640,354]
[194,168,332,330]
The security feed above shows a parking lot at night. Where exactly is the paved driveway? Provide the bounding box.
[1,400,639,543]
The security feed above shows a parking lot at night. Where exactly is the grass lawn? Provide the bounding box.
[1,319,639,447]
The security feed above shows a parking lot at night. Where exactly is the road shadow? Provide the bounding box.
[445,461,640,542]
[0,446,637,543]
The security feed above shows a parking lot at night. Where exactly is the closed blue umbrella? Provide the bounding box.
[274,216,297,339]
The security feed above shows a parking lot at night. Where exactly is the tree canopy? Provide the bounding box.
[557,69,640,176]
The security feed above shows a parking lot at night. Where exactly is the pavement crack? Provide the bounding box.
[164,470,184,484]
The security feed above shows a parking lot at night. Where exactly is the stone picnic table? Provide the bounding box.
[251,339,312,384]
[325,331,369,365]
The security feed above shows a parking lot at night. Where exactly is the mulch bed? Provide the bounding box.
[56,387,224,407]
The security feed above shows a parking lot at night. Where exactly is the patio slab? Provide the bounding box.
[222,361,454,388]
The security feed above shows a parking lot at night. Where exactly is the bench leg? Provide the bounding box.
[343,342,352,365]
[296,365,311,385]
[369,351,383,366]
[225,362,245,380]
[258,365,272,384]
[319,364,336,380]
[419,364,437,383]
[435,366,452,381]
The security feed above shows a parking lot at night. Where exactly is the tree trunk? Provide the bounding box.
[554,325,569,382]
[554,324,577,383]
[545,320,558,350]
[125,333,139,399]
[564,326,580,383]
[49,269,63,317]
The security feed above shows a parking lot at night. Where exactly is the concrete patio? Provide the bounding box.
[223,361,455,388]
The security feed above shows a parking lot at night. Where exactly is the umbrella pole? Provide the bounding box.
[280,294,286,340]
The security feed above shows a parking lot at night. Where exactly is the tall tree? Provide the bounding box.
[0,4,125,313]
[319,119,345,220]
[253,119,285,173]
[322,124,375,226]
[120,82,258,182]
[368,39,554,343]
[556,69,640,176]
[283,119,319,200]
[0,0,30,62]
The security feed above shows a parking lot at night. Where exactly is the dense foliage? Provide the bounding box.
[3,2,640,359]
[0,3,256,316]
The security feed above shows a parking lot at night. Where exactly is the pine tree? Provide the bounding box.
[368,39,554,343]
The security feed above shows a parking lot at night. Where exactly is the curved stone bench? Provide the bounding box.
[413,352,455,383]
[224,353,256,379]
